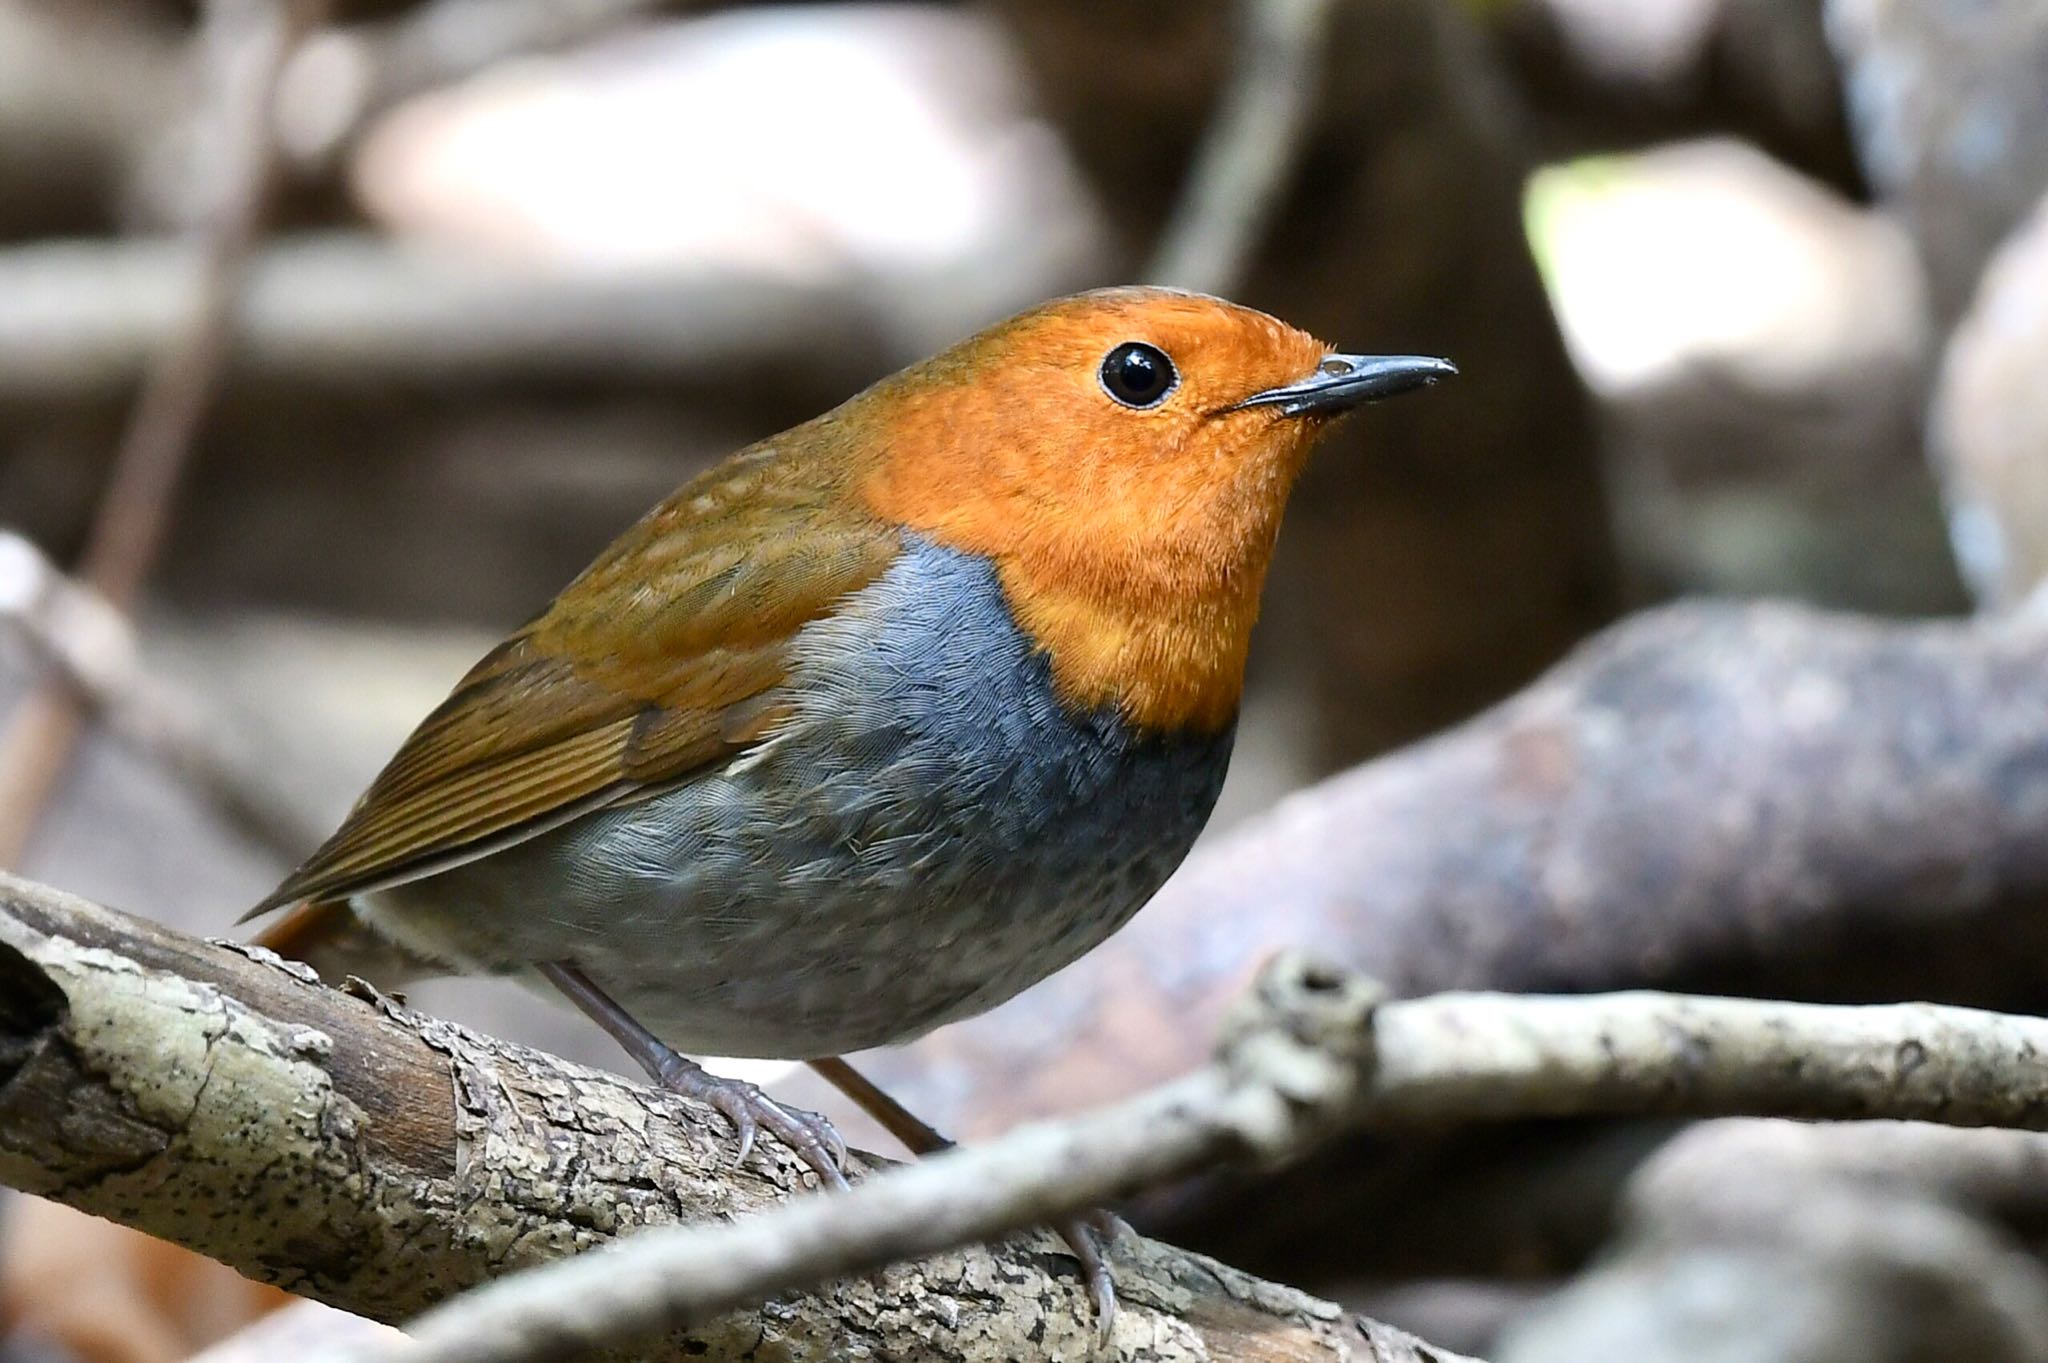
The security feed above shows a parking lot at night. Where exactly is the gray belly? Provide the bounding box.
[363,538,1232,1058]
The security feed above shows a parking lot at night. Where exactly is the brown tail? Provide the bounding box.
[249,900,436,992]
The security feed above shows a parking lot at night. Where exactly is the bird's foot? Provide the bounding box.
[1054,1207,1128,1339]
[805,1055,1124,1334]
[537,962,848,1189]
[650,1052,850,1190]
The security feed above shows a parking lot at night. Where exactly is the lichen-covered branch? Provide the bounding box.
[0,873,1455,1363]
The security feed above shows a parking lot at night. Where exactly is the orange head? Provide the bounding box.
[854,287,1454,734]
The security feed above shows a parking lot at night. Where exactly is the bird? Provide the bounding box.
[244,285,1452,1325]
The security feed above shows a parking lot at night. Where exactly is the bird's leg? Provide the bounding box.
[541,961,847,1190]
[808,1055,952,1153]
[806,1056,1123,1332]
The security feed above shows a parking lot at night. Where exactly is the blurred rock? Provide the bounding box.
[350,4,1104,350]
[1930,189,2048,607]
[1497,1121,2048,1363]
[1491,0,1861,194]
[1828,0,2048,326]
[1532,137,1961,611]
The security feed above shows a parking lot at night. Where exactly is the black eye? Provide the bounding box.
[1099,341,1177,409]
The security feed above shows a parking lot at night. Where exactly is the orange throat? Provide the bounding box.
[991,551,1269,734]
[863,422,1309,735]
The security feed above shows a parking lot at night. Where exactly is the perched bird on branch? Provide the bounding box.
[244,286,1451,1323]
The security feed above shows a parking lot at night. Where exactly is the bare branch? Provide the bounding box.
[0,0,318,864]
[373,969,2048,1363]
[1146,0,1341,294]
[0,531,322,862]
[0,234,909,404]
[81,0,321,608]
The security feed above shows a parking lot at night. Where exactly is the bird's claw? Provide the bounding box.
[653,1057,849,1190]
[711,1082,849,1190]
[1054,1208,1126,1340]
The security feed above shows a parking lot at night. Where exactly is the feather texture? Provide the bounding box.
[247,436,901,916]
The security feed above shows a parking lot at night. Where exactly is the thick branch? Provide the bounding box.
[0,873,1450,1363]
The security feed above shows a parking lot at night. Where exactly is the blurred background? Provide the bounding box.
[4,0,2048,1360]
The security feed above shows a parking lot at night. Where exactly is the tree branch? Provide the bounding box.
[0,0,319,865]
[11,874,2048,1360]
[1146,0,1340,295]
[0,234,907,404]
[374,974,2048,1363]
[0,530,322,863]
[0,872,1455,1363]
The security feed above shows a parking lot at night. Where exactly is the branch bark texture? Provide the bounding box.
[375,976,2048,1363]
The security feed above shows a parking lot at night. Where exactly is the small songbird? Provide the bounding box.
[245,287,1451,1320]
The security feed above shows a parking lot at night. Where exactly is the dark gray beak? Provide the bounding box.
[1231,353,1457,417]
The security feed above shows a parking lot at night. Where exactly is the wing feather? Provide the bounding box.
[247,450,900,918]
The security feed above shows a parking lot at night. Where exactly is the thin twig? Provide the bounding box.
[1146,0,1342,294]
[0,0,318,866]
[89,0,318,609]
